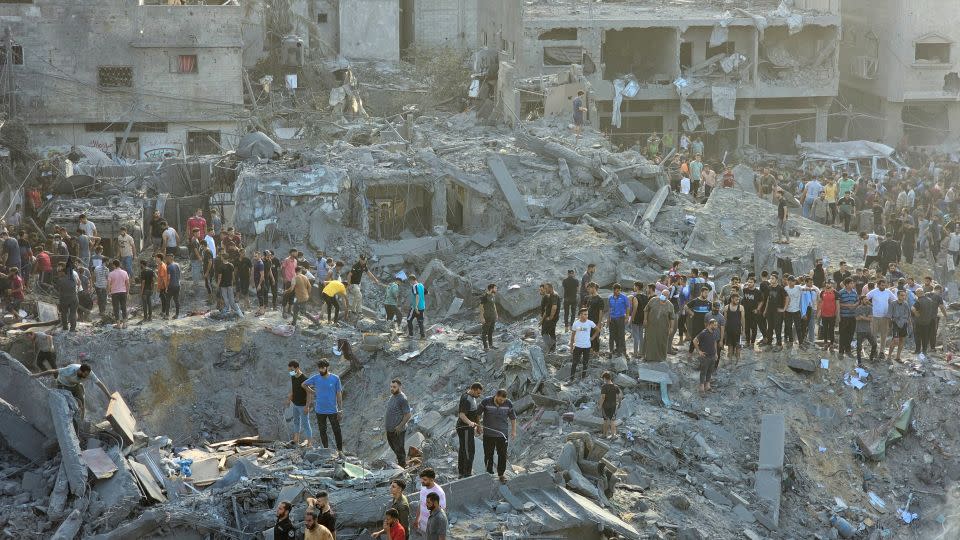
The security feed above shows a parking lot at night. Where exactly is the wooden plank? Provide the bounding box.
[127,458,167,503]
[487,154,531,221]
[105,392,137,446]
[80,447,118,480]
[755,414,785,528]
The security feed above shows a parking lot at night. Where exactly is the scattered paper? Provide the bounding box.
[855,367,869,378]
[898,509,918,523]
[818,446,827,453]
[508,284,521,290]
[844,372,867,389]
[395,270,408,281]
[820,358,829,369]
[868,492,887,511]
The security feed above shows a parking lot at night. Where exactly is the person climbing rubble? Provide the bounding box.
[31,362,112,422]
[345,254,380,320]
[407,274,426,339]
[26,330,56,371]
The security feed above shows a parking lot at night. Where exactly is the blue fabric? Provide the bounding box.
[838,289,860,317]
[168,263,181,288]
[410,283,426,310]
[800,290,816,317]
[608,293,629,319]
[304,373,342,414]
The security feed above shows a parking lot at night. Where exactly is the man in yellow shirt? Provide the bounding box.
[321,279,350,323]
[823,176,839,226]
[285,267,313,326]
[303,509,334,540]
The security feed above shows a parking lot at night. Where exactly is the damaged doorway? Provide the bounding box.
[445,182,465,232]
[366,184,432,240]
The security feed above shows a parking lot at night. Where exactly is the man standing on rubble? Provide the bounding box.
[479,284,497,351]
[138,260,155,323]
[281,249,299,317]
[303,359,344,455]
[424,492,448,540]
[346,254,380,320]
[579,263,596,306]
[286,360,312,447]
[189,228,203,291]
[456,382,483,478]
[384,378,412,468]
[607,283,629,358]
[274,501,297,539]
[384,276,403,332]
[116,226,136,279]
[414,469,445,535]
[569,309,597,381]
[56,261,79,332]
[32,362,112,422]
[478,388,517,483]
[218,256,244,318]
[539,282,560,352]
[108,259,129,329]
[155,253,169,319]
[186,208,207,241]
[561,270,579,333]
[573,90,586,138]
[643,290,675,362]
[286,267,312,327]
[694,318,720,394]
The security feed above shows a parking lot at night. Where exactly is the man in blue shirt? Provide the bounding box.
[607,283,630,358]
[407,274,426,339]
[837,278,860,358]
[165,253,182,319]
[302,359,344,453]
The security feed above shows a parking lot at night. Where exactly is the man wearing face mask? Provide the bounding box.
[643,290,676,362]
[287,361,312,447]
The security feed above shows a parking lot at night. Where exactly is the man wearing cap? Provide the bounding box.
[32,362,112,422]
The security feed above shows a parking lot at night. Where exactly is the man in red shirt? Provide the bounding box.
[34,245,52,286]
[819,280,839,353]
[186,208,207,240]
[372,508,405,540]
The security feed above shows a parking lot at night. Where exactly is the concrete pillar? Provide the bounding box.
[738,113,750,147]
[432,180,448,235]
[815,106,829,142]
[882,101,903,147]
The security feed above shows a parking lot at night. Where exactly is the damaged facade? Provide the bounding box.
[480,0,841,154]
[1,0,246,159]
[837,0,960,147]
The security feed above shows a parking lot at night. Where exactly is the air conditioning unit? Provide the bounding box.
[851,56,878,80]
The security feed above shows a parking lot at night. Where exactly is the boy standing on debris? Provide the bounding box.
[478,389,517,483]
[693,318,720,394]
[598,371,621,440]
[302,359,344,454]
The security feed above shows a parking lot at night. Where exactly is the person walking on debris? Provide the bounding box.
[107,259,129,329]
[303,359,344,455]
[629,282,651,360]
[407,274,426,339]
[32,362,112,422]
[346,254,380,320]
[306,491,337,539]
[384,276,403,332]
[539,282,560,352]
[607,283,629,358]
[302,509,334,540]
[287,360,312,447]
[598,371,622,440]
[287,267,312,327]
[478,388,517,483]
[775,188,790,244]
[479,284,497,351]
[320,278,349,323]
[384,378,412,468]
[27,330,56,371]
[161,221,179,258]
[569,309,598,381]
[372,508,405,540]
[693,318,720,395]
[572,90,586,138]
[561,270,579,333]
[642,290,675,362]
[414,469,445,534]
[274,501,296,539]
[888,289,912,362]
[456,382,484,478]
[55,261,79,332]
[376,479,410,540]
[424,492,448,540]
[138,260,155,323]
[218,256,244,318]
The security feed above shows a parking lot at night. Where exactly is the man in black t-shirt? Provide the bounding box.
[456,383,483,478]
[761,274,787,349]
[287,360,312,446]
[139,260,155,322]
[235,255,253,309]
[694,318,720,393]
[561,270,579,332]
[740,277,762,346]
[832,261,852,289]
[218,259,243,317]
[585,282,605,352]
[776,189,789,244]
[539,283,561,352]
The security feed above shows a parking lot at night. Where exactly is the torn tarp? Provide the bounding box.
[709,24,729,47]
[674,77,708,99]
[680,100,701,131]
[773,1,803,34]
[721,53,747,74]
[711,86,737,120]
[612,79,625,129]
[704,116,722,135]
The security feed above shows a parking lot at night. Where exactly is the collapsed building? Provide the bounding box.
[480,0,841,154]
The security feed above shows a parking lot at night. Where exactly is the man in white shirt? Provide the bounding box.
[31,362,112,422]
[161,222,179,257]
[79,214,97,237]
[203,232,217,259]
[783,275,805,348]
[680,175,691,195]
[569,308,598,381]
[414,468,446,534]
[866,280,897,359]
[861,232,881,270]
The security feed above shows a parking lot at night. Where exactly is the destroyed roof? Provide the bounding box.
[799,140,896,160]
[243,163,347,196]
[523,0,839,23]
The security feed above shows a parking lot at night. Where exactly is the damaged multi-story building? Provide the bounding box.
[0,0,245,159]
[480,0,842,154]
[837,0,960,147]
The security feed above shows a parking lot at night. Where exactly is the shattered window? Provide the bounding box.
[915,43,951,63]
[0,45,23,65]
[98,66,133,88]
[543,46,595,75]
[539,28,577,41]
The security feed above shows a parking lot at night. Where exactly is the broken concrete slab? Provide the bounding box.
[21,470,45,499]
[105,392,138,446]
[275,484,305,508]
[703,483,733,507]
[48,463,69,520]
[0,352,57,437]
[855,398,914,461]
[88,508,163,540]
[755,414,785,528]
[487,154,531,221]
[128,458,167,503]
[50,508,84,540]
[639,185,670,235]
[80,447,119,479]
[91,447,140,528]
[48,390,86,497]
[0,397,49,460]
[733,504,757,523]
[787,356,817,373]
[372,235,454,258]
